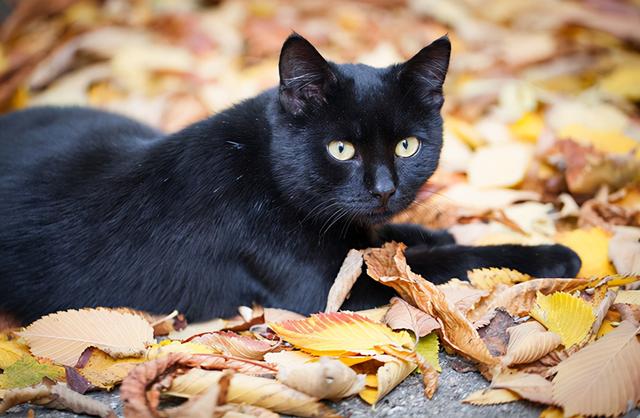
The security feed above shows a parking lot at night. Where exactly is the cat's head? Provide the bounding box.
[269,33,450,227]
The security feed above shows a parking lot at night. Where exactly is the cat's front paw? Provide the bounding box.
[376,223,455,247]
[525,244,582,278]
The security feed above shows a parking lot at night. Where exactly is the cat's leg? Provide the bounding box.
[404,244,582,284]
[375,223,455,247]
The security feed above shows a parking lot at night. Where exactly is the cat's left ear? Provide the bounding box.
[399,35,451,108]
[278,33,338,116]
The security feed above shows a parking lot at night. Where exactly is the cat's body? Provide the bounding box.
[0,35,580,324]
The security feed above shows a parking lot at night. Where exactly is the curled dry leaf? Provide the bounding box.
[437,279,489,314]
[167,368,340,418]
[384,297,440,338]
[325,249,363,313]
[17,308,154,366]
[269,312,413,357]
[608,227,640,275]
[468,268,531,291]
[0,381,115,417]
[188,331,277,360]
[277,356,365,401]
[552,320,640,417]
[490,372,553,405]
[462,388,520,405]
[359,357,416,405]
[589,290,617,340]
[502,322,562,366]
[162,371,232,418]
[613,303,640,326]
[530,292,595,348]
[364,242,496,365]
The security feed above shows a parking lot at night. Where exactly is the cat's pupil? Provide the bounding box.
[338,143,344,153]
[402,140,408,149]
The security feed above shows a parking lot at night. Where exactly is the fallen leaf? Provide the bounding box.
[167,368,339,417]
[530,292,595,348]
[277,356,365,401]
[0,339,31,369]
[467,143,534,188]
[477,309,517,357]
[502,322,562,366]
[538,406,564,418]
[325,249,363,312]
[0,380,116,417]
[162,370,233,418]
[468,268,531,291]
[359,357,416,405]
[269,312,413,357]
[462,388,520,405]
[0,356,64,389]
[615,290,640,305]
[608,226,640,275]
[415,332,440,372]
[552,320,640,417]
[556,227,616,277]
[264,308,306,324]
[491,372,553,404]
[187,331,277,360]
[364,242,496,365]
[17,308,154,366]
[169,319,227,341]
[145,340,217,359]
[384,297,440,338]
[74,348,143,391]
[263,350,316,368]
[437,279,489,313]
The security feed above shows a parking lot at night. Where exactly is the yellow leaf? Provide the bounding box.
[596,318,616,339]
[415,332,440,372]
[539,406,565,418]
[552,320,640,417]
[0,339,31,369]
[600,64,640,101]
[510,111,544,143]
[502,321,562,366]
[18,308,154,366]
[76,348,144,390]
[462,388,520,405]
[614,290,640,305]
[558,124,640,159]
[445,116,485,148]
[0,356,64,389]
[468,268,531,291]
[269,312,413,357]
[530,292,595,348]
[359,358,416,405]
[167,368,339,417]
[556,228,616,277]
[467,143,534,188]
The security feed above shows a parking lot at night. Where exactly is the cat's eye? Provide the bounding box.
[327,140,356,161]
[395,136,420,158]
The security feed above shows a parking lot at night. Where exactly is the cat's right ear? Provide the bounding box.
[278,33,337,116]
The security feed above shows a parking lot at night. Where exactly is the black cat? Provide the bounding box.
[0,34,580,324]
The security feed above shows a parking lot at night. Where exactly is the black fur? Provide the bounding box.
[0,34,580,324]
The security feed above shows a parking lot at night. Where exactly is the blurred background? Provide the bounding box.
[1,0,639,276]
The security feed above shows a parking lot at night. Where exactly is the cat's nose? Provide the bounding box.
[371,178,396,206]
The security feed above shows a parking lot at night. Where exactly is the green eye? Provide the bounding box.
[395,136,420,158]
[327,140,356,161]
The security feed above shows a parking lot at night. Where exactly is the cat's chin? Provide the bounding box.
[359,209,396,226]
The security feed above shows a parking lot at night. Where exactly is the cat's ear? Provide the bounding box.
[399,35,451,108]
[278,33,338,116]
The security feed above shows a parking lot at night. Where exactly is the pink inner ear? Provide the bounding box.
[0,311,21,331]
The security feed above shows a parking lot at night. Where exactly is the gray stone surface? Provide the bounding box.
[4,353,639,417]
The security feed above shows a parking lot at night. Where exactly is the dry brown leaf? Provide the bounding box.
[263,308,306,324]
[477,309,517,357]
[613,303,640,326]
[437,279,489,314]
[502,322,562,366]
[17,308,154,366]
[277,356,365,401]
[163,371,232,418]
[552,320,640,417]
[187,331,277,360]
[383,297,440,338]
[325,249,363,312]
[608,226,640,275]
[462,388,520,405]
[364,242,496,365]
[491,372,553,405]
[167,368,340,417]
[0,381,115,417]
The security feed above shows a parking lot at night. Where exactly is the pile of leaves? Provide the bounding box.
[1,247,639,417]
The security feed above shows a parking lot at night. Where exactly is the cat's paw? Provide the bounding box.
[525,244,582,278]
[376,223,455,247]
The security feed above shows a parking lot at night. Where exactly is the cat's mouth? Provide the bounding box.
[365,207,395,224]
